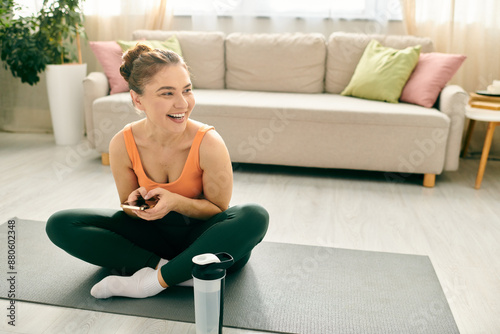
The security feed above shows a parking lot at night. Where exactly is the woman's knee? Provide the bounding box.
[237,203,269,238]
[228,252,251,274]
[46,209,80,245]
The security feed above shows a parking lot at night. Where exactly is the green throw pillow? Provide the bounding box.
[341,40,421,103]
[117,35,183,57]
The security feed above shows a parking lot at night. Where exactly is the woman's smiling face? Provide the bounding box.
[132,64,195,132]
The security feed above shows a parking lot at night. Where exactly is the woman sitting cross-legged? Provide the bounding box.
[46,43,269,299]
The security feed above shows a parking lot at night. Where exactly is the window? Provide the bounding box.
[83,0,122,17]
[10,0,42,17]
[171,0,402,20]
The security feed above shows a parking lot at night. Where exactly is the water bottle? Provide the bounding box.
[192,252,234,334]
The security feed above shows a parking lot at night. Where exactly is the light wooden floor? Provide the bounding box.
[1,131,499,334]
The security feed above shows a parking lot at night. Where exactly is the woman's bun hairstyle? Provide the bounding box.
[118,43,186,95]
[120,43,153,84]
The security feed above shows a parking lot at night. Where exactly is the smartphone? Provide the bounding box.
[121,196,158,211]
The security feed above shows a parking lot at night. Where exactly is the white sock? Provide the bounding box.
[91,267,166,299]
[157,258,193,287]
[156,258,169,269]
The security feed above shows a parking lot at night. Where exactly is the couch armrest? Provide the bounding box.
[83,72,109,148]
[438,84,468,171]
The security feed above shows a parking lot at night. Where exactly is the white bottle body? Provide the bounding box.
[193,277,223,334]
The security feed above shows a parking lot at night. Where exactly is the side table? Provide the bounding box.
[461,106,500,189]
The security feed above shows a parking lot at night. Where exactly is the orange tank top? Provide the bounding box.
[123,123,214,199]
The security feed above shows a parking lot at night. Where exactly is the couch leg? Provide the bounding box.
[101,153,110,166]
[423,174,435,188]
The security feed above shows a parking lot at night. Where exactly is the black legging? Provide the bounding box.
[46,203,269,286]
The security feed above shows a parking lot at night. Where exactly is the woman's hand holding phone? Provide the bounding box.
[121,187,178,221]
[131,187,179,221]
[121,187,158,211]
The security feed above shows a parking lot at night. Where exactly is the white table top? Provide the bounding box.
[466,106,500,122]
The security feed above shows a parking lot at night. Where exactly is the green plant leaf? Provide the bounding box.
[0,0,86,83]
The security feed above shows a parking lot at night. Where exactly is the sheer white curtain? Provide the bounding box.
[83,0,173,41]
[81,0,174,74]
[400,0,500,92]
[173,0,402,35]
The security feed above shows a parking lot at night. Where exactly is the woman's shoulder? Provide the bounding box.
[110,128,125,150]
[109,131,127,166]
[111,122,134,146]
[110,121,142,156]
[189,119,212,132]
[189,120,219,144]
[197,125,230,172]
[197,124,228,163]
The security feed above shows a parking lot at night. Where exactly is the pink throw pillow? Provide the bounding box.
[89,41,129,95]
[400,52,466,108]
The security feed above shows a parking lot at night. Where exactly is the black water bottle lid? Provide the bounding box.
[192,252,234,280]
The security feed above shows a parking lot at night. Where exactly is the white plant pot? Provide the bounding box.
[46,63,87,145]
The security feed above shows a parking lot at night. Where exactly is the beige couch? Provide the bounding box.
[83,30,468,187]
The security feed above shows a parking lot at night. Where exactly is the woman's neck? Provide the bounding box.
[141,119,191,148]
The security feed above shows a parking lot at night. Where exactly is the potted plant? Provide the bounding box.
[0,0,87,145]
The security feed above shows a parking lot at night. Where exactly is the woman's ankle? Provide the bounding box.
[158,269,169,288]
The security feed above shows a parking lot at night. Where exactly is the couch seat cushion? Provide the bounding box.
[192,90,450,128]
[93,89,450,129]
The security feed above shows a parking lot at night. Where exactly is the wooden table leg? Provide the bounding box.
[461,119,476,157]
[475,122,499,189]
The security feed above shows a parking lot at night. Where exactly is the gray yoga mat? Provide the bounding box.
[1,218,459,334]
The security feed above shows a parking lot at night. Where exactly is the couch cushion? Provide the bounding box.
[326,32,434,94]
[341,40,421,103]
[400,52,467,108]
[89,41,129,95]
[132,30,225,89]
[191,89,449,128]
[225,33,326,93]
